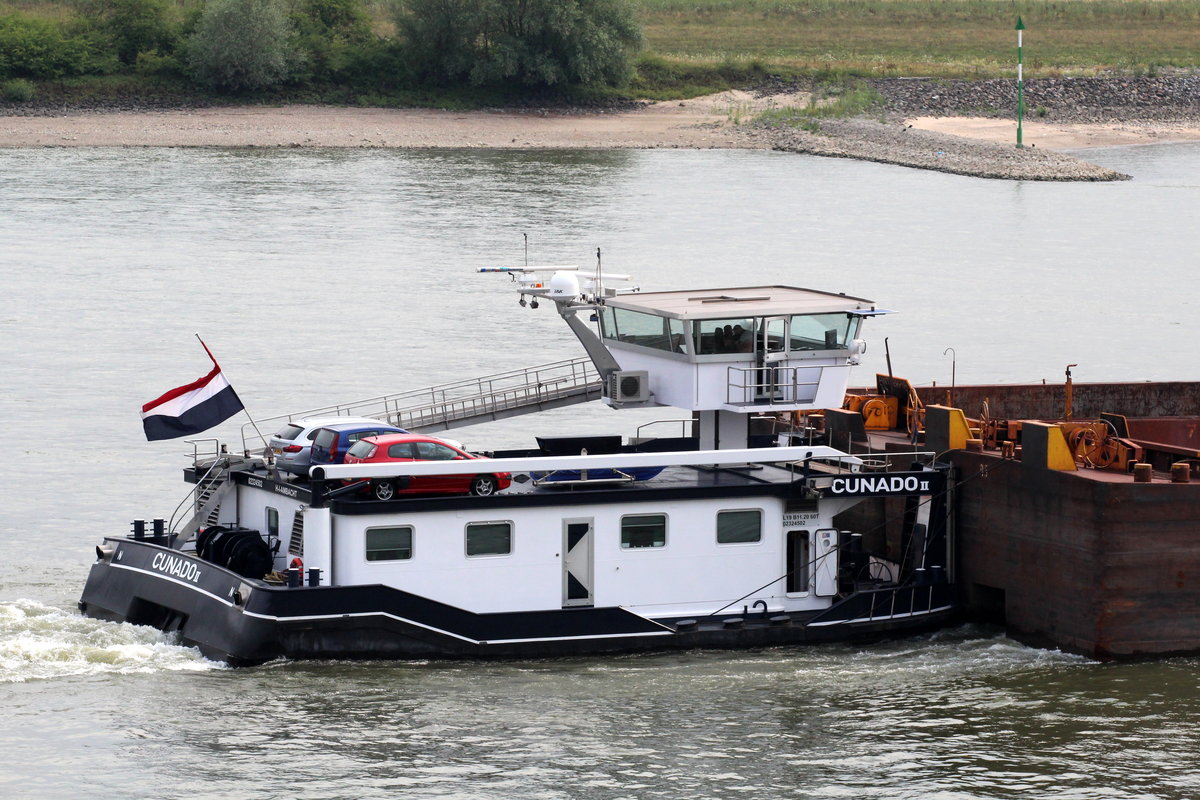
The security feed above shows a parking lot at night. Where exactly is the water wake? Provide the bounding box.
[0,599,222,682]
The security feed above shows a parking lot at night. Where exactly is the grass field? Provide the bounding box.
[2,0,1196,103]
[634,0,1200,78]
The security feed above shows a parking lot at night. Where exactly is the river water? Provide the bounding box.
[2,143,1199,798]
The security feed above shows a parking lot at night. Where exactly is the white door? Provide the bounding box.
[756,316,788,398]
[814,528,839,597]
[562,518,594,607]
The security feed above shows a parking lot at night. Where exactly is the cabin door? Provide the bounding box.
[562,518,594,607]
[756,316,788,399]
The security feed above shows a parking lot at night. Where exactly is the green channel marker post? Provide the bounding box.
[1016,16,1025,148]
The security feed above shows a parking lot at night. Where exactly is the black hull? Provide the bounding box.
[80,539,956,666]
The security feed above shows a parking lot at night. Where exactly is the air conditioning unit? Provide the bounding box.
[607,370,650,404]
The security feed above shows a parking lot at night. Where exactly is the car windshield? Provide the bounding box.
[276,424,305,440]
[346,440,376,459]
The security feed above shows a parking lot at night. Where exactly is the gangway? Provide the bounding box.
[241,357,602,452]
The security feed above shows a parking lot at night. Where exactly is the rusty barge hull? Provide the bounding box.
[918,381,1200,659]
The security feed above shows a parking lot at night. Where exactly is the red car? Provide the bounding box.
[343,434,511,500]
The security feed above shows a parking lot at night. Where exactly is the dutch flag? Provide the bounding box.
[141,345,245,441]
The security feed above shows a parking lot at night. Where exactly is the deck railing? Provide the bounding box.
[241,357,601,451]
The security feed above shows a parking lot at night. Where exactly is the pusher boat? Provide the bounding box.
[79,266,955,665]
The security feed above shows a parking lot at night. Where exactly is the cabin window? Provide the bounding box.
[366,526,413,561]
[266,507,279,538]
[600,307,684,353]
[621,514,666,549]
[692,318,753,354]
[466,521,512,557]
[788,313,859,351]
[717,509,762,544]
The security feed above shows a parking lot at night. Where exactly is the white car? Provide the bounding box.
[267,416,396,475]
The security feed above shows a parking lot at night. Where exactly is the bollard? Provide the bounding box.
[287,567,301,588]
[1133,463,1153,483]
[307,568,321,587]
[131,519,146,540]
[1172,462,1191,484]
[1002,441,1015,459]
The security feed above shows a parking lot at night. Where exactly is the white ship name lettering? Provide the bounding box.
[151,552,202,583]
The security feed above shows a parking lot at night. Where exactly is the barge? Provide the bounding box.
[835,373,1200,659]
[79,270,957,665]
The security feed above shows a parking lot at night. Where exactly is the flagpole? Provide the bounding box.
[195,333,271,455]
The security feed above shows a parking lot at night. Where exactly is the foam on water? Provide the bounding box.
[0,599,223,682]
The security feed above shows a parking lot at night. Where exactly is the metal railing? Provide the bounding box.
[634,418,696,440]
[726,365,825,406]
[241,357,601,451]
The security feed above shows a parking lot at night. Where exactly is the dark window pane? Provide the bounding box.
[717,509,761,544]
[387,443,415,458]
[467,522,511,556]
[366,526,413,561]
[346,440,376,459]
[621,514,666,549]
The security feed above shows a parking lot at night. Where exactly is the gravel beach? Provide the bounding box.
[3,76,1198,180]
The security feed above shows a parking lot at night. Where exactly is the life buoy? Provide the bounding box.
[290,557,304,572]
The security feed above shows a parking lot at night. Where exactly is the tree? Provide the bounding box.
[186,0,303,91]
[396,0,642,89]
[90,0,177,66]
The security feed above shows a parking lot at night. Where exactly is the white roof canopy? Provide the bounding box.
[603,285,878,320]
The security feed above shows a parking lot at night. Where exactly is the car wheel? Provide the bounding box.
[372,479,396,501]
[470,475,499,497]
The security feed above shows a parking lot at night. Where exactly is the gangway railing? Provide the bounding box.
[241,357,602,452]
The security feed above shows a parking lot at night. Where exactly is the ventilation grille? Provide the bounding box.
[288,511,304,556]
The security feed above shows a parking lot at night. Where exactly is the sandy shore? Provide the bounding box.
[906,116,1200,149]
[4,90,1199,151]
[4,90,1197,180]
[0,92,780,149]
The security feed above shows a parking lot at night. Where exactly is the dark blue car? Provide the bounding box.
[308,421,406,468]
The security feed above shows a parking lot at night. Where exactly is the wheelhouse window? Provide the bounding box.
[692,318,753,354]
[600,307,687,354]
[466,521,512,557]
[717,509,762,544]
[621,514,666,549]
[788,313,860,351]
[366,526,413,561]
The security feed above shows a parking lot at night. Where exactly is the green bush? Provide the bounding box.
[395,0,642,88]
[327,38,412,90]
[1,77,35,101]
[88,0,179,66]
[0,14,107,80]
[186,0,303,91]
